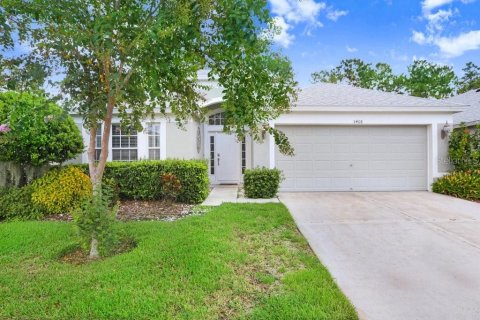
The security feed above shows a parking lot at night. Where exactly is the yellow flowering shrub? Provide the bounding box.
[32,166,92,214]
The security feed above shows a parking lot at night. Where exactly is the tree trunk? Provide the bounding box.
[87,98,116,191]
[89,238,100,260]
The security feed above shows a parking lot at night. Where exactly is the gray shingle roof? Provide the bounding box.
[296,83,463,108]
[445,89,480,126]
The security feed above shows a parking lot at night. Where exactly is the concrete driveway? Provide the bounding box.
[280,192,480,320]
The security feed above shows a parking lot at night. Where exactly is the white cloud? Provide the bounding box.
[425,8,454,32]
[422,0,475,11]
[268,0,346,47]
[270,0,326,24]
[413,0,479,57]
[422,0,454,12]
[411,29,480,57]
[326,9,348,22]
[271,16,295,48]
[411,31,428,44]
[435,30,480,57]
[346,45,358,53]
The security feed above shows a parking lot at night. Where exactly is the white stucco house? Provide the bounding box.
[71,72,466,191]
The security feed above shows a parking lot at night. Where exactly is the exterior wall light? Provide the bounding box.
[441,121,451,140]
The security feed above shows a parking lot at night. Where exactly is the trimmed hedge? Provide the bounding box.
[432,170,480,201]
[243,167,283,199]
[76,160,209,204]
[0,185,46,221]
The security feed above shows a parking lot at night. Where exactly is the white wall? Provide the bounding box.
[166,120,202,159]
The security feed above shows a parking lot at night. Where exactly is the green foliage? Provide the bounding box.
[458,62,480,94]
[311,59,404,93]
[6,0,297,174]
[31,166,93,215]
[72,189,119,257]
[0,185,45,221]
[432,170,480,201]
[102,177,120,207]
[311,58,458,99]
[448,124,480,171]
[160,173,182,203]
[0,91,84,166]
[76,160,209,204]
[244,167,283,199]
[404,60,458,99]
[0,55,52,93]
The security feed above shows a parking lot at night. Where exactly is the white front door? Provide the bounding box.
[214,133,241,184]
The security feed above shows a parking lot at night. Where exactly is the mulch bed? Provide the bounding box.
[43,200,195,222]
[117,200,194,221]
[60,238,137,265]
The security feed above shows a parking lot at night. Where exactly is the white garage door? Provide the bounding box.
[276,126,427,191]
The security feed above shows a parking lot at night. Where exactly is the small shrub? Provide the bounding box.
[449,124,480,171]
[31,166,92,214]
[243,167,283,199]
[74,160,209,203]
[102,177,120,207]
[432,170,480,201]
[72,189,118,258]
[161,173,182,202]
[0,185,45,220]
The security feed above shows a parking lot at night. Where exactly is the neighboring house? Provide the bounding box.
[71,74,465,191]
[446,89,480,129]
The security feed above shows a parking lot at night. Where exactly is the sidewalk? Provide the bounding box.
[201,185,280,206]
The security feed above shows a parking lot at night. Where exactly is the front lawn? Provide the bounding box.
[0,203,357,319]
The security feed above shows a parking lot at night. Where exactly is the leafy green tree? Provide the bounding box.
[312,59,377,89]
[1,6,51,94]
[312,58,458,99]
[404,60,457,99]
[0,55,51,93]
[373,63,404,93]
[458,62,480,94]
[0,91,84,166]
[7,0,297,189]
[312,59,404,92]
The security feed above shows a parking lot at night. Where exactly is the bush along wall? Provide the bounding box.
[432,170,480,201]
[243,167,283,199]
[76,160,210,204]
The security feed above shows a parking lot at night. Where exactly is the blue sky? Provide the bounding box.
[268,0,480,86]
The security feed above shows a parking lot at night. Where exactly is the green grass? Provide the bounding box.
[0,203,357,320]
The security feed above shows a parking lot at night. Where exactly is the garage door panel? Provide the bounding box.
[314,161,334,170]
[351,161,370,170]
[313,144,332,153]
[350,144,369,153]
[332,178,351,189]
[315,178,334,188]
[333,161,352,170]
[276,125,427,191]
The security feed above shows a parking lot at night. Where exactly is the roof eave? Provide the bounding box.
[291,106,468,113]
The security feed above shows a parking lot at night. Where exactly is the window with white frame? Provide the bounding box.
[111,124,138,161]
[147,123,161,160]
[208,112,225,125]
[95,124,102,161]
